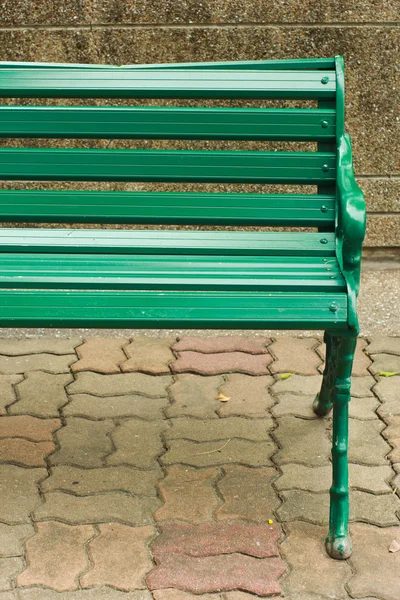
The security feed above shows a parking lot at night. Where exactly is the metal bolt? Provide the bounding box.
[329,303,339,313]
[321,205,328,213]
[322,164,329,172]
[320,238,328,244]
[321,120,329,128]
[321,76,329,84]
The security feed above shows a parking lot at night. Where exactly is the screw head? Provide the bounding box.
[321,205,328,213]
[321,76,329,84]
[329,303,339,313]
[321,120,329,128]
[322,164,330,172]
[320,238,328,245]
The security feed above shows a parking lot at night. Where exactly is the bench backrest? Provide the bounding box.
[0,57,344,230]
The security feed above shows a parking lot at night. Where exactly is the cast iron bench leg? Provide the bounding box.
[314,332,357,559]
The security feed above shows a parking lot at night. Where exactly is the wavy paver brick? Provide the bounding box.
[18,590,152,600]
[368,336,400,356]
[349,419,390,465]
[0,438,54,467]
[318,337,372,376]
[153,591,221,600]
[167,375,222,419]
[348,523,400,600]
[68,372,172,397]
[0,557,23,591]
[274,416,331,466]
[269,337,321,375]
[0,375,22,415]
[151,521,280,559]
[63,393,169,419]
[166,417,273,442]
[11,373,71,418]
[280,522,351,598]
[72,338,128,373]
[82,524,155,590]
[155,466,219,524]
[122,338,175,374]
[216,466,279,522]
[147,553,285,595]
[375,376,400,417]
[107,420,165,468]
[0,354,75,374]
[370,353,400,375]
[162,438,274,468]
[0,523,34,557]
[0,338,80,355]
[0,465,46,523]
[172,336,270,354]
[273,374,322,396]
[0,416,61,441]
[172,351,272,375]
[34,491,160,526]
[219,375,275,417]
[49,418,114,468]
[383,415,400,462]
[42,465,161,496]
[272,393,379,420]
[17,521,93,591]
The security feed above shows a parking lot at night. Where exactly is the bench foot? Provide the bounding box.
[313,393,332,416]
[326,533,352,559]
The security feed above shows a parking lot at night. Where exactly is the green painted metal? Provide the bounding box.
[0,229,336,256]
[0,290,348,329]
[0,106,336,141]
[0,68,336,99]
[0,148,336,184]
[0,191,336,226]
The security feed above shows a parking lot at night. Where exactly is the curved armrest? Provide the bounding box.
[337,133,366,294]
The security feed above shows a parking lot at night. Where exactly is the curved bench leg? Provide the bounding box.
[324,334,356,560]
[313,331,337,417]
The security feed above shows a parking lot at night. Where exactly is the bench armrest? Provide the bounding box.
[336,133,366,296]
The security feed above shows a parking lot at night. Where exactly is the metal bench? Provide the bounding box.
[0,56,366,558]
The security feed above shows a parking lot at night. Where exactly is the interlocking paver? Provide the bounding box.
[122,338,175,374]
[82,524,155,590]
[17,521,93,591]
[393,463,400,497]
[348,523,400,600]
[216,466,279,522]
[63,393,169,420]
[18,590,152,600]
[155,466,219,524]
[273,374,322,396]
[383,415,400,462]
[368,336,400,356]
[0,439,54,467]
[349,396,381,420]
[349,418,390,465]
[42,465,161,496]
[0,375,22,415]
[49,418,114,468]
[269,337,321,375]
[375,376,400,417]
[277,489,400,526]
[276,463,393,494]
[0,523,33,557]
[151,521,280,559]
[271,393,379,420]
[153,591,221,600]
[0,557,23,591]
[0,416,61,441]
[350,375,376,397]
[11,373,71,418]
[107,420,165,468]
[0,354,75,375]
[68,372,172,398]
[0,591,17,600]
[34,491,160,526]
[274,416,331,466]
[171,351,272,376]
[147,553,286,595]
[218,375,275,417]
[166,417,273,442]
[167,374,222,418]
[0,339,80,355]
[0,465,46,523]
[162,439,274,468]
[280,522,351,598]
[172,336,270,354]
[370,353,400,375]
[318,337,372,376]
[72,338,128,374]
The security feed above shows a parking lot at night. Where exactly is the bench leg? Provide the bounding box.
[313,331,337,416]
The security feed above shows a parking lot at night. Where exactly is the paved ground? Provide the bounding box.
[0,335,399,600]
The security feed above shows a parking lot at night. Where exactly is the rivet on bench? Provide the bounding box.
[321,120,329,128]
[321,205,328,212]
[321,76,329,84]
[329,303,339,312]
[320,238,328,244]
[322,164,330,172]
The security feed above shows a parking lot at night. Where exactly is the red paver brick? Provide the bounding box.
[0,438,54,467]
[172,336,270,354]
[171,351,272,375]
[151,521,280,559]
[122,338,175,374]
[82,524,155,590]
[219,375,274,417]
[269,337,321,375]
[318,337,372,376]
[0,416,61,441]
[17,521,93,591]
[147,553,285,595]
[155,466,219,524]
[72,338,128,374]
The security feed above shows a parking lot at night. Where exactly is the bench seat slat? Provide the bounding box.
[0,192,335,226]
[0,290,348,329]
[0,149,336,184]
[0,230,336,256]
[0,107,336,141]
[0,68,336,99]
[0,253,345,292]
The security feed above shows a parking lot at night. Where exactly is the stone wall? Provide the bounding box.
[0,0,399,248]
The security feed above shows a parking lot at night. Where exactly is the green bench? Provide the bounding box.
[0,56,365,558]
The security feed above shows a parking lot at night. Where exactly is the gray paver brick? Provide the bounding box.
[166,417,273,442]
[367,336,400,356]
[375,376,400,417]
[0,465,46,524]
[383,415,400,462]
[18,589,152,600]
[68,372,172,398]
[219,375,275,417]
[269,337,321,375]
[0,557,23,591]
[0,339,80,356]
[350,375,376,397]
[272,374,322,396]
[349,396,381,420]
[122,337,175,374]
[370,353,400,375]
[107,420,165,468]
[11,373,71,418]
[349,418,391,465]
[274,417,331,466]
[0,354,75,375]
[167,374,222,418]
[0,376,23,415]
[49,418,114,468]
[33,491,160,526]
[72,338,128,374]
[0,524,34,557]
[63,393,169,420]
[162,439,275,468]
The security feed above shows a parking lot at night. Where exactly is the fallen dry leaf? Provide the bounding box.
[389,540,400,553]
[216,392,230,402]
